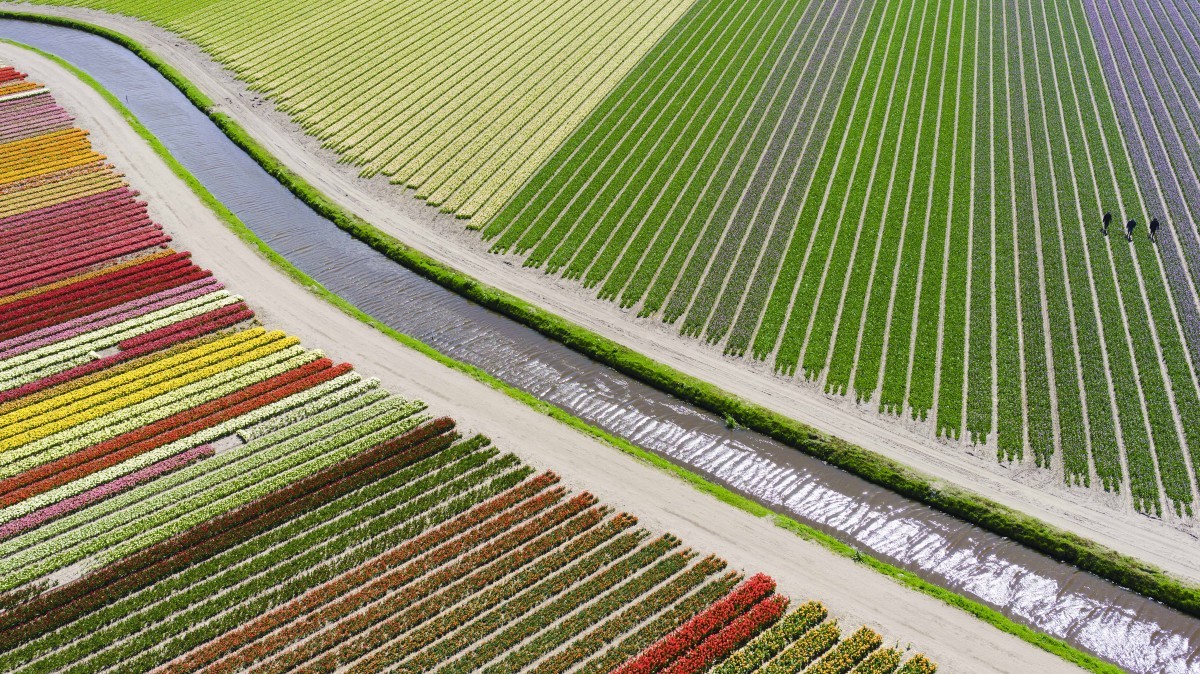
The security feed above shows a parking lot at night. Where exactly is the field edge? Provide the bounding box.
[3,9,1194,635]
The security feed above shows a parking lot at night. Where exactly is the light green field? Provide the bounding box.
[40,0,695,221]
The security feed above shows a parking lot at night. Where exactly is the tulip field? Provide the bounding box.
[0,70,936,673]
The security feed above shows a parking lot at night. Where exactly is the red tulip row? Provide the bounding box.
[0,250,188,325]
[323,505,612,673]
[118,301,253,351]
[0,358,344,506]
[0,444,214,542]
[220,484,590,666]
[0,417,459,650]
[615,573,777,674]
[0,265,210,342]
[351,527,649,672]
[663,595,787,674]
[0,311,240,407]
[531,556,729,674]
[579,572,744,674]
[0,215,163,285]
[0,252,194,329]
[0,230,171,296]
[0,206,154,269]
[206,492,598,674]
[0,203,150,265]
[0,67,25,83]
[313,511,636,672]
[487,549,698,674]
[161,470,562,672]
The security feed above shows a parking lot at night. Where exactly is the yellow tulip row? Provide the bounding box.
[0,127,85,160]
[0,330,298,451]
[0,326,271,430]
[0,348,314,480]
[0,333,217,420]
[0,169,123,219]
[0,132,98,184]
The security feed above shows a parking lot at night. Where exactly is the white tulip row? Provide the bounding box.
[422,0,649,209]
[454,4,672,220]
[0,333,298,452]
[0,389,420,590]
[236,376,384,442]
[1,327,273,431]
[0,372,369,558]
[0,292,241,391]
[0,290,238,376]
[1,278,220,355]
[0,382,387,528]
[0,329,286,446]
[106,400,426,564]
[0,347,316,480]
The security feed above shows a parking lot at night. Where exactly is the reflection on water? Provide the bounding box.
[5,19,1197,672]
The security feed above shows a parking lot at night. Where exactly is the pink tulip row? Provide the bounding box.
[0,187,137,239]
[0,279,225,359]
[0,261,207,342]
[0,445,213,541]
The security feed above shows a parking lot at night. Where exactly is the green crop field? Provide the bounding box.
[31,0,1200,518]
[484,0,1200,516]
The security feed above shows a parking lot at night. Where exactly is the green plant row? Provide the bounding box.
[711,600,827,673]
[439,537,679,674]
[759,620,840,673]
[4,438,500,667]
[578,571,743,674]
[313,513,640,671]
[4,442,520,672]
[0,387,419,589]
[532,556,728,674]
[481,549,694,673]
[0,22,1166,670]
[720,0,881,359]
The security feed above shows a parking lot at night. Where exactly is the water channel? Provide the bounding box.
[5,18,1199,672]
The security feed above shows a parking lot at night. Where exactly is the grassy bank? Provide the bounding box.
[2,7,1195,644]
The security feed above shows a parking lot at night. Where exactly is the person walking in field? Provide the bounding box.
[1127,218,1137,241]
[1150,217,1160,241]
[1103,211,1112,235]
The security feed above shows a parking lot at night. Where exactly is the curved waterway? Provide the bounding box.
[5,19,1198,672]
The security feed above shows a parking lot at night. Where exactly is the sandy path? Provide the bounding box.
[0,42,1084,673]
[4,6,1197,584]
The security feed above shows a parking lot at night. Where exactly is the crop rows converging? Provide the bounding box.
[33,0,698,222]
[481,0,1200,515]
[0,70,936,673]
